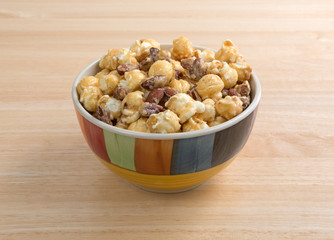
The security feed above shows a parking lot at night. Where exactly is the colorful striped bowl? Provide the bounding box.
[72,44,261,193]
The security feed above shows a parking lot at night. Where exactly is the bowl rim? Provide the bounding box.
[72,43,261,140]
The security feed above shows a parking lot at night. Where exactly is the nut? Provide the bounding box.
[141,75,168,90]
[113,87,128,100]
[181,58,207,81]
[239,96,250,110]
[140,102,165,117]
[235,80,251,96]
[146,88,165,104]
[96,105,112,125]
[116,64,139,75]
[187,86,202,101]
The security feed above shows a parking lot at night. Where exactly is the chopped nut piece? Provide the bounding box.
[146,88,165,104]
[140,102,165,117]
[141,75,168,90]
[96,105,112,125]
[116,64,139,75]
[113,87,128,100]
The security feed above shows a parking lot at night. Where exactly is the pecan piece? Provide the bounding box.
[140,102,165,117]
[222,88,229,98]
[180,58,194,70]
[96,106,112,125]
[150,47,160,62]
[228,88,240,97]
[113,87,128,100]
[187,86,201,101]
[146,88,165,104]
[163,87,178,98]
[116,64,139,75]
[236,81,251,97]
[192,58,207,80]
[159,87,179,107]
[139,47,160,71]
[141,75,168,90]
[239,96,250,110]
[139,57,153,72]
[174,69,183,79]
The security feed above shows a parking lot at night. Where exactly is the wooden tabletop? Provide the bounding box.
[1,0,334,239]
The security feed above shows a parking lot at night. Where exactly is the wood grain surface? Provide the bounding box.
[1,0,334,239]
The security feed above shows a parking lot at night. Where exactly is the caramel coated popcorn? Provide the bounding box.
[77,37,252,133]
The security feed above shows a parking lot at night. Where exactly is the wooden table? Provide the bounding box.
[1,0,334,239]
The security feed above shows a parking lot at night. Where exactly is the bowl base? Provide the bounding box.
[133,182,203,194]
[96,154,236,193]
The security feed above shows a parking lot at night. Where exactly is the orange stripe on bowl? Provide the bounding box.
[134,139,174,175]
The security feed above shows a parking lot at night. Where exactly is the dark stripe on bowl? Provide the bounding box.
[211,107,258,167]
[170,134,215,175]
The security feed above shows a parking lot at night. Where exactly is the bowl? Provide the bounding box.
[72,44,261,193]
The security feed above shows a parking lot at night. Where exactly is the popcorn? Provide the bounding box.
[99,49,120,70]
[195,98,216,122]
[79,86,102,112]
[95,69,110,79]
[146,110,181,133]
[171,36,194,60]
[120,91,144,124]
[99,70,120,95]
[219,62,238,89]
[229,59,252,82]
[78,37,252,133]
[182,117,209,132]
[194,49,215,62]
[205,60,223,75]
[208,116,227,127]
[130,39,160,61]
[98,95,122,120]
[77,76,99,95]
[99,48,138,70]
[119,70,147,92]
[148,60,174,81]
[165,93,205,123]
[128,118,150,133]
[197,74,224,100]
[215,39,240,63]
[215,96,243,120]
[169,79,190,93]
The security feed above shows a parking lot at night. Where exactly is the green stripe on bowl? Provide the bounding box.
[103,130,135,171]
[170,133,215,175]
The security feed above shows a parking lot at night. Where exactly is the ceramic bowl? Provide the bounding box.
[72,44,261,193]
